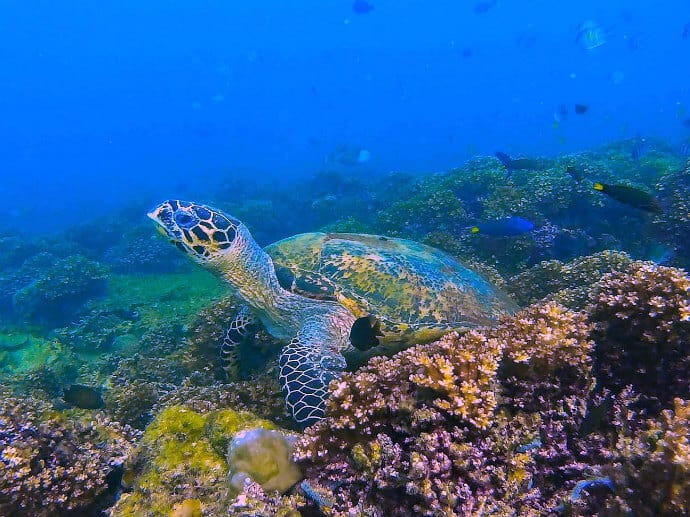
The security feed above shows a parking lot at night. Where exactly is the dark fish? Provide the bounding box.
[495,151,541,172]
[350,315,384,351]
[461,47,473,59]
[473,0,496,14]
[566,165,585,182]
[682,117,690,129]
[470,216,535,236]
[63,384,105,409]
[575,104,589,114]
[593,182,663,213]
[352,0,374,14]
[683,22,690,39]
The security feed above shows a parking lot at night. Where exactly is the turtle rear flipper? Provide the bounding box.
[279,326,346,425]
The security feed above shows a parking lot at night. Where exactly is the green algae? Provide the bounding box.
[113,405,278,516]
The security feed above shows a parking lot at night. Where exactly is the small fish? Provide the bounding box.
[576,20,607,50]
[352,0,374,14]
[470,216,535,236]
[566,165,585,182]
[63,384,105,409]
[495,152,541,172]
[593,182,663,213]
[574,104,588,115]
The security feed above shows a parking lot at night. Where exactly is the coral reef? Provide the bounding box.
[603,397,690,515]
[103,225,190,274]
[295,322,515,515]
[588,262,690,412]
[0,391,139,516]
[1,142,689,516]
[229,481,304,517]
[297,264,690,515]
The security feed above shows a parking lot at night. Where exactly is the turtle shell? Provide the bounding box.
[265,232,516,345]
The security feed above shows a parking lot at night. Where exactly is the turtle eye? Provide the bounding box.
[174,210,198,229]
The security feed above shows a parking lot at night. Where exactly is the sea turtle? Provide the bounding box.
[148,200,517,424]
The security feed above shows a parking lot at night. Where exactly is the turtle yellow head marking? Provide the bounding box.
[147,200,240,263]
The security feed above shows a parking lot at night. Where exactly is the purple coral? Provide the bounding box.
[588,262,690,410]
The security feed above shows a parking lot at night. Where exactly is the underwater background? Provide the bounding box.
[2,1,690,516]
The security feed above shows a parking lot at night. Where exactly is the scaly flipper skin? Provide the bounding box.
[221,305,258,378]
[279,323,347,425]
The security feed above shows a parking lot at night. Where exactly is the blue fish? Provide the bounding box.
[352,0,374,14]
[470,216,535,236]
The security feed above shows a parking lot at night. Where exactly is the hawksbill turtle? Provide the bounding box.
[149,200,517,424]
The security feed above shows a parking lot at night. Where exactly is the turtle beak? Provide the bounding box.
[147,205,173,238]
[147,208,160,222]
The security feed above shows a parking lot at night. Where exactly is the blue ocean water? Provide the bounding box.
[1,0,689,232]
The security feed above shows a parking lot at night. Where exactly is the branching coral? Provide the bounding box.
[588,262,690,410]
[296,286,688,516]
[497,301,593,413]
[604,397,690,515]
[229,481,304,517]
[295,329,508,515]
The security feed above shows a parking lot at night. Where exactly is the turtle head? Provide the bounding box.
[148,200,243,264]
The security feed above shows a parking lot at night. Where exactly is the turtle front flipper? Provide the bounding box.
[279,326,347,425]
[221,306,258,378]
